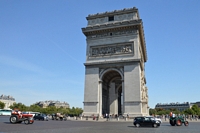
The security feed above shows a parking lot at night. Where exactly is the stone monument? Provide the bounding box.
[82,7,149,117]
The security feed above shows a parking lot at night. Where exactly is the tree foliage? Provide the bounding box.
[29,105,42,112]
[150,104,200,116]
[69,107,83,116]
[0,101,5,109]
[149,108,157,115]
[184,108,194,115]
[9,103,27,111]
[9,102,83,116]
[191,104,200,115]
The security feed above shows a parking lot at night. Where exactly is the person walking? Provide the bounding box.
[106,113,109,121]
[127,113,129,120]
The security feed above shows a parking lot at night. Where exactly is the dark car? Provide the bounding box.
[34,113,48,121]
[133,116,160,128]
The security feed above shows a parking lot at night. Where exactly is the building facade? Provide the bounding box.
[155,102,192,111]
[35,100,70,108]
[0,94,15,109]
[82,7,148,117]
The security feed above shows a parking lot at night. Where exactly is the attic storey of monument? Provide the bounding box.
[82,7,148,117]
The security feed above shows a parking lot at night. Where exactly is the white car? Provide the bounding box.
[146,116,162,123]
[155,117,162,123]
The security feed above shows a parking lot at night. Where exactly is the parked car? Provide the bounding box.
[133,116,160,128]
[34,113,48,121]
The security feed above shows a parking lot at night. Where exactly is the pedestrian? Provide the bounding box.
[115,114,118,120]
[106,113,108,121]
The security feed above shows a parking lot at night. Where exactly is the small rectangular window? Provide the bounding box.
[108,16,114,21]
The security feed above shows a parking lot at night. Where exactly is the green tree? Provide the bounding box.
[149,108,157,116]
[29,104,41,112]
[169,108,177,111]
[184,108,194,115]
[165,110,170,115]
[57,107,70,115]
[9,102,27,111]
[7,102,83,117]
[173,110,181,115]
[74,107,83,116]
[0,101,5,109]
[150,108,183,116]
[68,107,83,116]
[191,104,200,115]
[155,108,164,112]
[45,106,57,114]
[69,107,76,116]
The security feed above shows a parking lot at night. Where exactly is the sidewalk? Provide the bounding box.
[67,117,200,123]
[67,117,134,122]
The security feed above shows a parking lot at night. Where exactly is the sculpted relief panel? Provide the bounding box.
[90,43,133,57]
[87,29,138,39]
[141,71,148,101]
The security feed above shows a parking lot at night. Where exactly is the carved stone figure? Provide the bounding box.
[91,44,132,56]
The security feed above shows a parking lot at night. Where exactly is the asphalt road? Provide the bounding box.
[0,116,200,133]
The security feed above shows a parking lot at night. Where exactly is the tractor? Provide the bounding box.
[169,112,189,126]
[52,113,67,121]
[9,109,34,125]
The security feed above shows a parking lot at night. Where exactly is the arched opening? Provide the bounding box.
[101,69,123,116]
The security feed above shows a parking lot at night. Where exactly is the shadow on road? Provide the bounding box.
[127,126,135,128]
[4,122,13,124]
[4,122,22,124]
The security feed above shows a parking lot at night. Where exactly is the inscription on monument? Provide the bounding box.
[90,43,133,57]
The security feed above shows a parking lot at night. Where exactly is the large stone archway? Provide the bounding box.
[100,68,123,116]
[82,7,149,118]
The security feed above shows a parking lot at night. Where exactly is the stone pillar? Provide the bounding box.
[122,80,124,115]
[109,82,116,114]
[99,80,102,117]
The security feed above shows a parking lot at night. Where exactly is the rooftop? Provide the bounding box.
[87,7,139,19]
[0,94,15,101]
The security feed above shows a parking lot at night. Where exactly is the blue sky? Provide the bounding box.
[0,0,200,109]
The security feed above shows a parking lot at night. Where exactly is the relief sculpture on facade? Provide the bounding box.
[88,29,137,39]
[141,71,148,101]
[91,44,133,57]
[142,87,148,101]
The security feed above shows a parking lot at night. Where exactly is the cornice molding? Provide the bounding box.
[84,59,141,66]
[82,19,142,34]
[86,7,139,20]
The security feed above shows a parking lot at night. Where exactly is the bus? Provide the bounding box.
[0,109,12,116]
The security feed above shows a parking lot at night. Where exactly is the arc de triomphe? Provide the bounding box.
[82,7,149,117]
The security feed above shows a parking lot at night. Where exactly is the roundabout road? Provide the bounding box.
[0,116,200,133]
